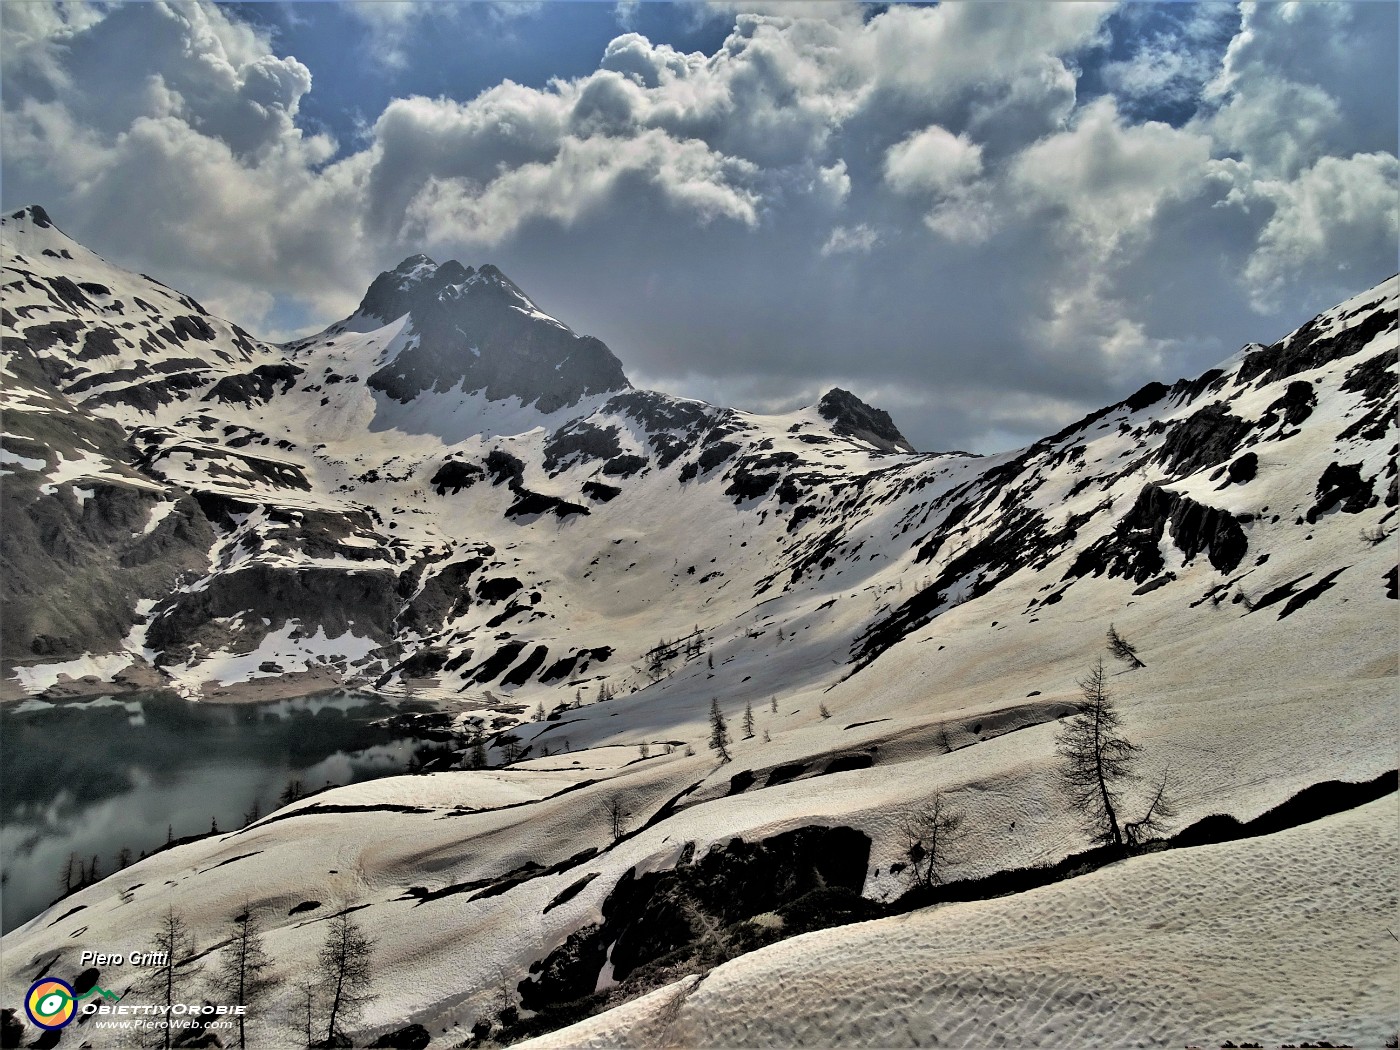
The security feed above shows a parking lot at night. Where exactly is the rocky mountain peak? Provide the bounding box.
[359,258,631,413]
[6,204,55,229]
[356,256,478,325]
[817,387,916,454]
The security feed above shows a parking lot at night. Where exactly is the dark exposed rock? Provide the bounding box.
[485,449,525,487]
[1,406,215,665]
[1156,403,1253,477]
[42,274,98,312]
[467,642,528,684]
[354,255,454,323]
[476,577,522,603]
[1340,345,1397,402]
[697,441,741,475]
[607,391,713,436]
[20,319,84,358]
[1169,368,1228,403]
[537,647,612,683]
[161,315,217,343]
[88,370,209,412]
[1225,452,1258,486]
[822,753,874,775]
[606,392,716,468]
[1308,462,1375,521]
[145,565,399,661]
[1338,400,1395,443]
[363,260,630,413]
[581,480,621,502]
[520,825,870,1009]
[430,460,485,495]
[1131,573,1175,596]
[202,363,303,405]
[1247,573,1314,614]
[369,1024,430,1049]
[13,203,54,227]
[544,873,599,913]
[725,451,799,504]
[539,654,580,683]
[1336,346,1397,442]
[1123,381,1170,413]
[1066,483,1248,584]
[1258,380,1316,429]
[765,762,809,787]
[76,327,122,361]
[726,770,757,795]
[1278,566,1347,619]
[543,420,623,473]
[401,555,487,628]
[601,454,648,478]
[501,644,550,687]
[143,445,312,492]
[505,489,591,521]
[817,388,915,453]
[1238,305,1396,386]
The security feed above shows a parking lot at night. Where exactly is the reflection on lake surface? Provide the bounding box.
[0,690,419,932]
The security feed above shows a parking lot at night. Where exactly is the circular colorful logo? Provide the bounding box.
[25,977,77,1030]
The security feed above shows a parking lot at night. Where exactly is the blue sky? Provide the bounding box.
[227,2,739,153]
[2,1,1396,451]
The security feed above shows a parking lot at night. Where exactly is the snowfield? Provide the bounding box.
[524,796,1398,1050]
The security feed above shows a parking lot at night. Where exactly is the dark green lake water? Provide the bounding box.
[1,690,418,932]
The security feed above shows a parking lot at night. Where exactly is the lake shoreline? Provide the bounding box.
[0,659,467,709]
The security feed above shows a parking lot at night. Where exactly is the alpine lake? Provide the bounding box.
[0,689,458,932]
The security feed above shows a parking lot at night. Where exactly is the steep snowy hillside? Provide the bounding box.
[1,206,1395,1048]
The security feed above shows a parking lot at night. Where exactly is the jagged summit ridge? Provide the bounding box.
[355,255,472,325]
[333,255,633,413]
[818,387,916,453]
[354,257,558,328]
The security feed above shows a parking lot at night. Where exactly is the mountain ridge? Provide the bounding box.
[1,204,1395,716]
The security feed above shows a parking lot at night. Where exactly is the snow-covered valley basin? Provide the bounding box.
[0,690,420,932]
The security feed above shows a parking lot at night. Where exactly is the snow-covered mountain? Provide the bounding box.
[3,202,940,706]
[3,201,1391,719]
[1,205,1396,1047]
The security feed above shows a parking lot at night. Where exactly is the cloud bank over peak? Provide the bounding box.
[2,0,1395,452]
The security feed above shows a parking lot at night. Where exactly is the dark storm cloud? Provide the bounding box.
[2,1,1395,452]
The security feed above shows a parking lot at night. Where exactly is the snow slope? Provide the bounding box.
[524,796,1399,1050]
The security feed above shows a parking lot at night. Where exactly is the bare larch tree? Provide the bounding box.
[899,794,966,888]
[1106,623,1146,668]
[605,796,629,841]
[317,911,375,1047]
[210,904,277,1050]
[1056,658,1173,851]
[1056,659,1137,849]
[708,697,731,763]
[146,908,201,1050]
